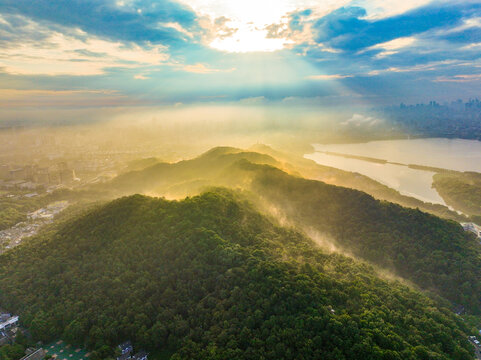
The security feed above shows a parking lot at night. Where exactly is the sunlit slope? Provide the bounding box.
[0,191,474,360]
[110,146,290,196]
[106,149,481,314]
[114,144,465,221]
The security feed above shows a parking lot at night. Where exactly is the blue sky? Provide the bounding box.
[1,0,481,113]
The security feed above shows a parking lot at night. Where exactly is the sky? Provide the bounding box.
[1,0,481,120]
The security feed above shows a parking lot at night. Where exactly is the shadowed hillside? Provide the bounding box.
[234,161,481,313]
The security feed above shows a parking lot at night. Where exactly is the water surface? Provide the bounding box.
[305,138,481,205]
[310,138,481,172]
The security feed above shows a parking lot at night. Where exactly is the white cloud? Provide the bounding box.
[181,63,236,73]
[341,113,381,127]
[368,60,462,75]
[307,74,353,80]
[461,40,481,51]
[357,0,434,19]
[0,16,169,76]
[437,16,481,36]
[239,96,266,104]
[160,22,195,39]
[210,26,288,52]
[364,36,417,58]
[433,74,481,83]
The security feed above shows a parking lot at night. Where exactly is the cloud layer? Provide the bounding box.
[0,0,481,112]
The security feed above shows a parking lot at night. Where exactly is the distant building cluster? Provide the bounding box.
[117,341,148,360]
[0,222,42,251]
[376,98,481,141]
[0,162,77,190]
[0,201,69,253]
[28,201,69,221]
[0,313,20,345]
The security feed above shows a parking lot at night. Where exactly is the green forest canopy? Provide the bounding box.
[0,191,475,359]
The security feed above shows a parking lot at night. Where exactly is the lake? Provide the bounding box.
[305,138,481,205]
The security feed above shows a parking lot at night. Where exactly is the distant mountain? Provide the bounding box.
[0,191,474,360]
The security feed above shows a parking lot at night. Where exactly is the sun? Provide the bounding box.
[180,0,302,52]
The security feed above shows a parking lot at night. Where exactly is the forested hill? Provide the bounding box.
[101,148,481,315]
[0,191,474,360]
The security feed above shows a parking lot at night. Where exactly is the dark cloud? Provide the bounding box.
[289,8,312,32]
[311,2,481,52]
[266,8,312,39]
[272,1,481,104]
[0,0,200,46]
